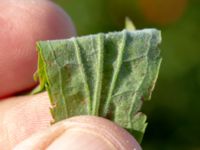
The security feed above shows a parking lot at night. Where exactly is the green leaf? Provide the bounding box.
[35,29,162,143]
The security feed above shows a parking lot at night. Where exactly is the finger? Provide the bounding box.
[0,0,76,98]
[14,116,142,150]
[0,92,52,149]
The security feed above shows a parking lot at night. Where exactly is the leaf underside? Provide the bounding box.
[35,29,162,143]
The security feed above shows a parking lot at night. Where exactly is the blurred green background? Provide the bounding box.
[55,0,200,149]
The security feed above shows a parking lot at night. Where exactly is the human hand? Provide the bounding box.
[0,1,141,149]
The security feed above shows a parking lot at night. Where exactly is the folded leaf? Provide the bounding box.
[35,29,162,143]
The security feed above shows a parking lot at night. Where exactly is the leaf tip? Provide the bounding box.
[125,17,136,31]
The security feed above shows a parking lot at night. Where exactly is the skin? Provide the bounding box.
[0,0,141,149]
[0,0,76,98]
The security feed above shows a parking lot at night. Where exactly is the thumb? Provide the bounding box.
[14,116,142,150]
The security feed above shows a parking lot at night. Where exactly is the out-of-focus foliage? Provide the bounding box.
[55,0,200,149]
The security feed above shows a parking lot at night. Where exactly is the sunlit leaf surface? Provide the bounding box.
[35,29,161,143]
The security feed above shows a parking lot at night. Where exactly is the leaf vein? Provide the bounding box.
[73,39,92,114]
[103,30,127,116]
[92,34,104,115]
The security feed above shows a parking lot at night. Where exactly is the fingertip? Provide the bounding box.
[0,92,52,149]
[14,116,141,150]
[0,0,76,98]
